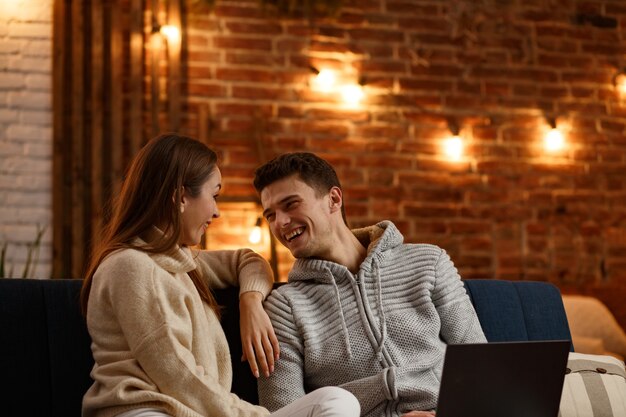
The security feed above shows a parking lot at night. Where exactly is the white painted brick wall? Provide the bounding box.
[0,0,53,278]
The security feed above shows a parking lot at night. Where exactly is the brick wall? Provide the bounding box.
[0,0,53,278]
[181,0,626,326]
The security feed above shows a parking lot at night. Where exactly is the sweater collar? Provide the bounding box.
[134,226,197,274]
[288,220,404,283]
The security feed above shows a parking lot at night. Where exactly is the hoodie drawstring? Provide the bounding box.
[328,268,353,359]
[373,257,388,360]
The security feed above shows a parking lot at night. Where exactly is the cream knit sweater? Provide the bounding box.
[82,237,273,417]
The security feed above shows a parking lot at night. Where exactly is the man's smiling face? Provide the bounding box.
[261,174,334,259]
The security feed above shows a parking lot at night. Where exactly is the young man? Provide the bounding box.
[253,152,486,417]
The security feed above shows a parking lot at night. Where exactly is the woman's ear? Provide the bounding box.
[328,186,343,214]
[174,188,187,213]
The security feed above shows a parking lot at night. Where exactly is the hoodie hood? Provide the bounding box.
[287,220,404,283]
[286,220,404,360]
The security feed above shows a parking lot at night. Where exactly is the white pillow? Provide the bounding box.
[560,352,626,417]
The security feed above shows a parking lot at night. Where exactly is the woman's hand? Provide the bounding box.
[239,291,280,378]
[400,412,436,417]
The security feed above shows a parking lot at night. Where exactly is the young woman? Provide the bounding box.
[80,134,359,417]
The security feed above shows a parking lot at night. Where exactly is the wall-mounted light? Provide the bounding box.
[340,84,364,107]
[248,217,263,244]
[612,67,626,94]
[544,117,565,153]
[310,65,365,107]
[159,24,181,44]
[443,119,464,161]
[311,67,337,93]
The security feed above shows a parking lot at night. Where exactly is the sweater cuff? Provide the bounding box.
[238,274,273,298]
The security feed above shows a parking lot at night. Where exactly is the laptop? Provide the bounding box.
[436,340,571,417]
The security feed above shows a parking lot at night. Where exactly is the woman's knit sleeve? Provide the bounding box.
[194,248,274,297]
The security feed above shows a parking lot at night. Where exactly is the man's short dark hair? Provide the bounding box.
[253,152,347,223]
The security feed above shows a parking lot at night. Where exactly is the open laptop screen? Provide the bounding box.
[436,340,571,417]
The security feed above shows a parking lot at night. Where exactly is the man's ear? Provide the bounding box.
[328,186,343,214]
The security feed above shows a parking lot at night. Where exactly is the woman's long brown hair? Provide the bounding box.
[80,133,220,316]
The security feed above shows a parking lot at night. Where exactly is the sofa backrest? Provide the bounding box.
[464,279,573,344]
[0,278,572,417]
[0,278,93,417]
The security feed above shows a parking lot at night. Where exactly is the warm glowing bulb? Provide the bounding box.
[160,25,181,43]
[248,226,262,244]
[313,69,336,92]
[444,136,463,161]
[340,84,364,106]
[616,74,626,94]
[544,128,565,152]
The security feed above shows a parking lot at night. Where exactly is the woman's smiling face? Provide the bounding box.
[180,167,222,246]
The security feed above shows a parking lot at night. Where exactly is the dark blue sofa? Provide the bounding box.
[0,278,572,417]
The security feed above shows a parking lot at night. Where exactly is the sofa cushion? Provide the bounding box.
[559,352,626,417]
[464,279,573,347]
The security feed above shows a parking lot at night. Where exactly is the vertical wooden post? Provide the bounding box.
[52,0,71,278]
[130,0,145,156]
[167,0,182,132]
[91,0,104,252]
[53,0,148,278]
[150,0,160,137]
[70,0,86,280]
[110,0,124,197]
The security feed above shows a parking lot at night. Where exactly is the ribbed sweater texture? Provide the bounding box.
[82,232,273,417]
[257,221,487,417]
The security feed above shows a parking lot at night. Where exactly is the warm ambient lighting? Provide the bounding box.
[248,217,263,245]
[616,74,626,95]
[544,117,565,153]
[613,68,626,95]
[544,128,565,152]
[311,67,365,106]
[159,25,181,43]
[312,69,337,93]
[444,135,464,161]
[340,84,364,107]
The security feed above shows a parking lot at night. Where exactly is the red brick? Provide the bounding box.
[600,120,626,133]
[388,2,440,15]
[215,68,276,82]
[214,103,273,117]
[355,124,408,139]
[225,52,283,66]
[337,12,367,25]
[213,36,272,51]
[291,121,349,137]
[308,41,353,55]
[213,4,265,19]
[399,78,454,91]
[359,155,413,169]
[232,86,289,100]
[416,158,472,173]
[362,60,407,73]
[186,81,226,96]
[449,221,492,234]
[460,237,493,252]
[224,21,282,35]
[484,82,511,96]
[349,28,404,42]
[404,204,458,218]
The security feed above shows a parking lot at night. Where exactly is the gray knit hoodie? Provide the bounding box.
[258,221,486,417]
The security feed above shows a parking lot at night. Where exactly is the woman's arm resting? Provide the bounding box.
[240,291,280,378]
